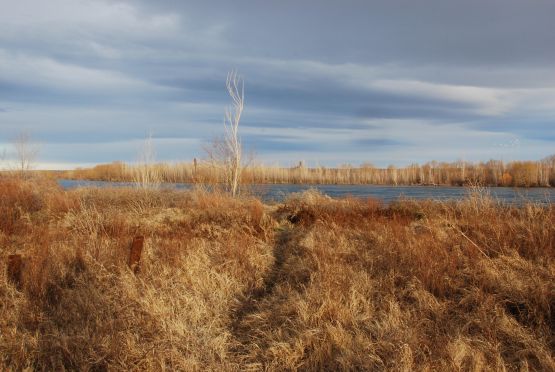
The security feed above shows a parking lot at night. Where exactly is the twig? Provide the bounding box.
[441,217,490,259]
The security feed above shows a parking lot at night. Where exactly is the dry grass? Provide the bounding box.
[1,177,553,371]
[62,157,555,187]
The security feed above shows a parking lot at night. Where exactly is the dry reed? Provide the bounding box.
[63,156,555,187]
[0,176,553,370]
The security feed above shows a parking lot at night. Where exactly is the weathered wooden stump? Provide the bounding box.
[128,236,144,273]
[7,254,23,289]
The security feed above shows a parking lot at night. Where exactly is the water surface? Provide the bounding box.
[58,179,554,205]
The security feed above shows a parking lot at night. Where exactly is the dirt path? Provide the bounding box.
[230,222,294,343]
[229,204,319,367]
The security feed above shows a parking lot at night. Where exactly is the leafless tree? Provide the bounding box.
[206,71,244,196]
[13,131,39,176]
[0,147,6,170]
[133,133,161,189]
[224,71,244,196]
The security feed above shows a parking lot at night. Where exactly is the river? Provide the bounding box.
[58,179,554,204]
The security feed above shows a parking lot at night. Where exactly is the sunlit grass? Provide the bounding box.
[62,157,555,187]
[1,176,553,370]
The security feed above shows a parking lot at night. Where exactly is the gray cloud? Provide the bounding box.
[133,0,555,67]
[0,0,553,168]
[353,138,407,148]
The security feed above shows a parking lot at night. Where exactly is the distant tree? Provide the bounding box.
[13,131,39,176]
[541,154,555,186]
[510,161,538,187]
[133,133,161,189]
[0,147,6,170]
[501,172,513,186]
[387,164,398,185]
[360,162,375,169]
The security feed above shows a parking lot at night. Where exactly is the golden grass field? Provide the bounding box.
[1,176,554,371]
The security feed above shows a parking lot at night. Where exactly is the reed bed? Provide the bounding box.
[63,157,555,187]
[0,176,553,370]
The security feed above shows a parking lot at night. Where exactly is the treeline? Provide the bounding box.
[62,156,555,187]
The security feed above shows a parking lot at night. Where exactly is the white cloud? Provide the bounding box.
[0,0,227,59]
[0,50,155,92]
[235,57,515,116]
[0,0,180,39]
[370,80,511,116]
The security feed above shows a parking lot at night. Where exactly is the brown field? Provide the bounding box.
[1,176,554,371]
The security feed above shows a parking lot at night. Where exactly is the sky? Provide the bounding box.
[0,0,554,169]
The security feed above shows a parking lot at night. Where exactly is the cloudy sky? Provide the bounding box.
[0,0,554,169]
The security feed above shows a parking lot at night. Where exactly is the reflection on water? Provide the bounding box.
[58,179,554,205]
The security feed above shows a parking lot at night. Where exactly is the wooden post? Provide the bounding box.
[192,157,198,183]
[128,236,144,273]
[7,254,23,289]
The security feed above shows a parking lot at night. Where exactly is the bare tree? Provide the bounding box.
[0,147,6,171]
[224,71,244,196]
[133,133,161,189]
[13,131,39,176]
[206,71,244,196]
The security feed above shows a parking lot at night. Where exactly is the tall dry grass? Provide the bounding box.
[1,176,553,370]
[63,157,555,187]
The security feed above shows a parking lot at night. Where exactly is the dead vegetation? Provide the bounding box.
[63,155,555,187]
[1,177,553,371]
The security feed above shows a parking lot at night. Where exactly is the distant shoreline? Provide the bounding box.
[3,156,555,188]
[55,177,554,189]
